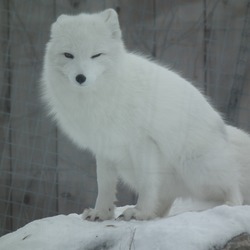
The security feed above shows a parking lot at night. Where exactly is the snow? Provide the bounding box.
[1,205,250,250]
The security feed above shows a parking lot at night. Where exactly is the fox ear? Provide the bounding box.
[56,14,70,23]
[100,9,121,39]
[51,14,70,36]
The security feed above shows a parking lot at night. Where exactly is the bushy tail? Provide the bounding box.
[227,125,250,205]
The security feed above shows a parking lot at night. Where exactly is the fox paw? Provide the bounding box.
[117,207,157,221]
[82,208,114,221]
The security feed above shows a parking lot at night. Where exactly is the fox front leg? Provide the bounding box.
[118,139,163,221]
[82,158,117,221]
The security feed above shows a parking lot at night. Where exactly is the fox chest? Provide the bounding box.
[55,102,130,160]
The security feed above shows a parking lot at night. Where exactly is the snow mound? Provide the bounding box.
[0,205,250,250]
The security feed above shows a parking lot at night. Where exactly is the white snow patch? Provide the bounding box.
[0,205,250,250]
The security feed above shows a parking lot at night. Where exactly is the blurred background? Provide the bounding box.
[0,0,250,236]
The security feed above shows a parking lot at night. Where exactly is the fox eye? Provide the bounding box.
[64,53,74,59]
[91,53,103,59]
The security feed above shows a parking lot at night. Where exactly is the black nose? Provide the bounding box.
[75,74,86,84]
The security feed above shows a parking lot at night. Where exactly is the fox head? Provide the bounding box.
[44,9,124,87]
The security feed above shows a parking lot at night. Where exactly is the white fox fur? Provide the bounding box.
[41,9,249,221]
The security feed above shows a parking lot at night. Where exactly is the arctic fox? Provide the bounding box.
[42,9,249,221]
